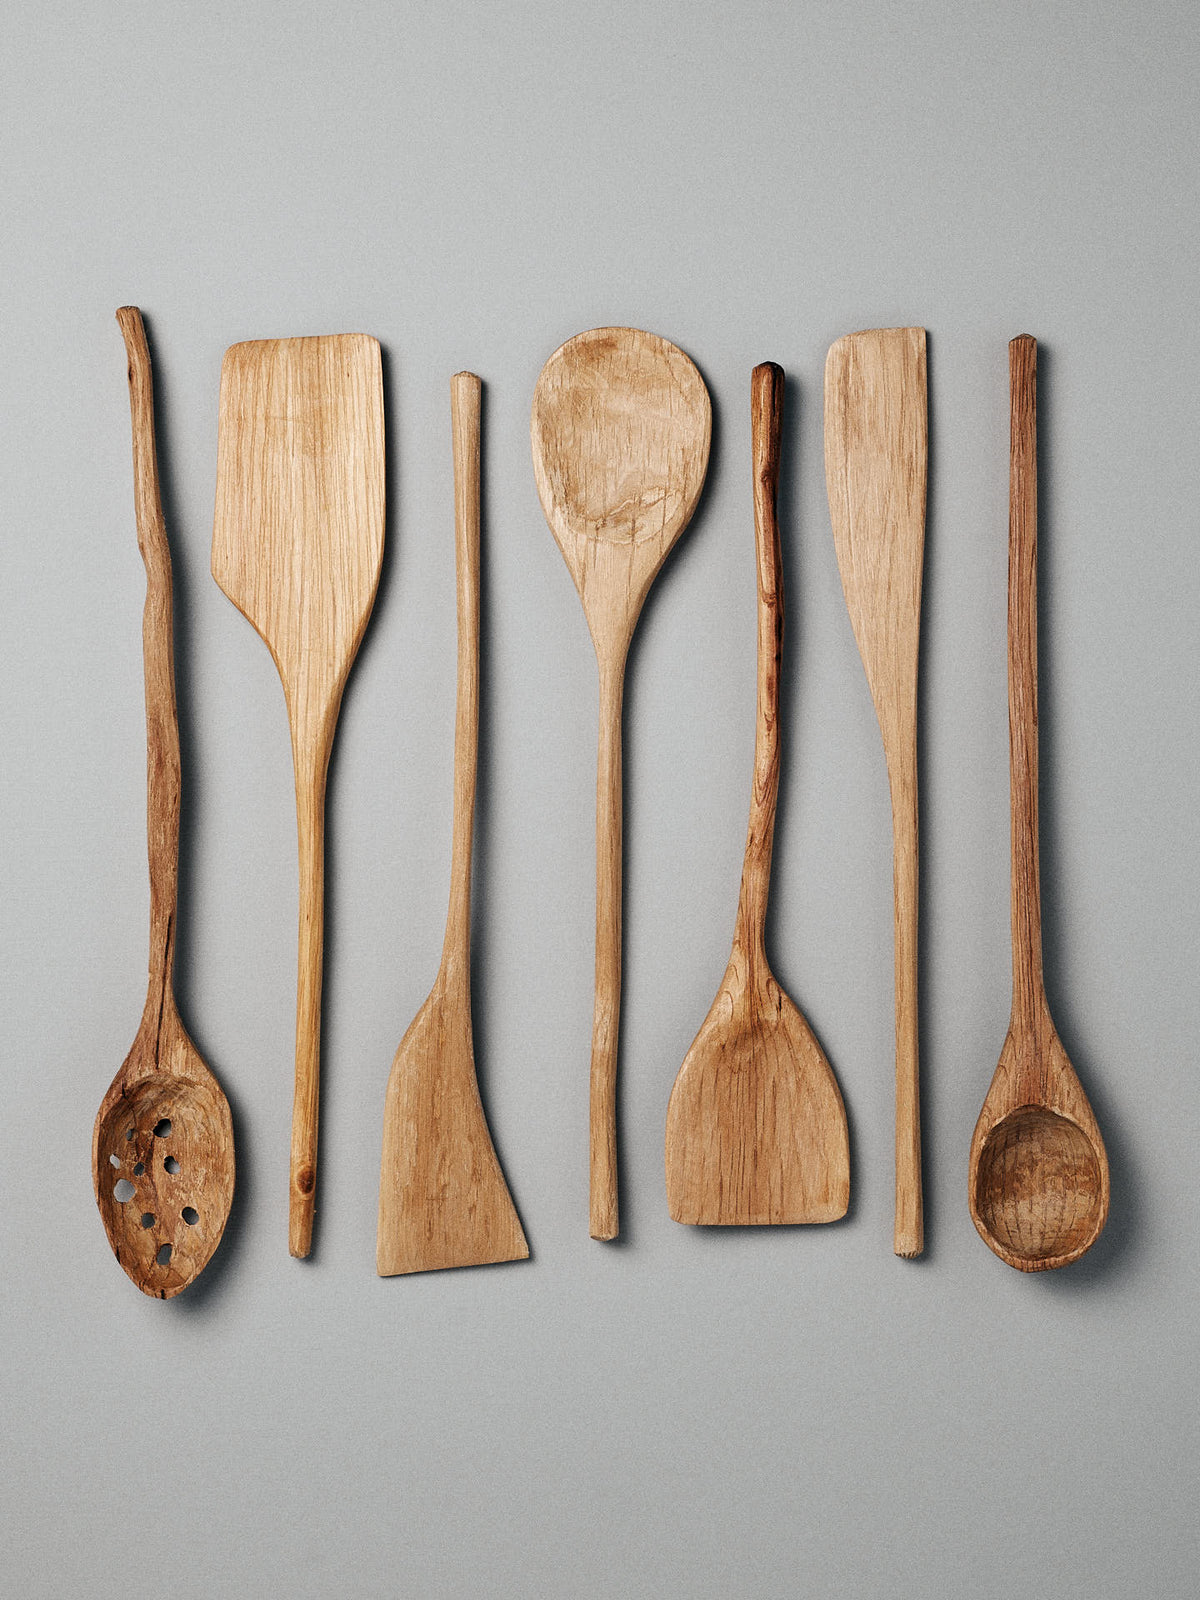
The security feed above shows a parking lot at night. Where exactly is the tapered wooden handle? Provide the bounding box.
[441,373,482,980]
[590,656,624,1240]
[116,307,181,1010]
[290,752,327,1257]
[1008,335,1046,1033]
[890,765,922,1257]
[733,363,785,963]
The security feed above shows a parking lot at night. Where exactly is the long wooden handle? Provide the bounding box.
[733,363,785,966]
[441,373,482,980]
[590,652,625,1240]
[290,744,328,1258]
[116,307,181,1019]
[1008,336,1046,1033]
[890,754,922,1257]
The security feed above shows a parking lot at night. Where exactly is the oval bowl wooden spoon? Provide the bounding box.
[666,364,849,1224]
[93,308,235,1298]
[968,336,1109,1270]
[532,326,711,1240]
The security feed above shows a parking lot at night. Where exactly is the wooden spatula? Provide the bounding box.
[824,327,927,1258]
[377,373,528,1275]
[212,334,385,1258]
[665,363,849,1224]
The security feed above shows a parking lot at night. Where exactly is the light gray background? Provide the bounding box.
[3,2,1197,1595]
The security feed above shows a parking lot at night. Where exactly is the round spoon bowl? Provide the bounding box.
[972,1105,1104,1268]
[95,1064,234,1299]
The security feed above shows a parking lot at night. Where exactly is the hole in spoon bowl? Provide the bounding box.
[113,1179,135,1203]
[974,1106,1103,1264]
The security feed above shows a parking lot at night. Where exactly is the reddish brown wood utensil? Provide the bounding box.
[93,307,235,1298]
[665,364,849,1224]
[212,334,384,1257]
[967,335,1109,1270]
[377,373,528,1274]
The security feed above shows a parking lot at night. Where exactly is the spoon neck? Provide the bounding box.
[1007,335,1048,1037]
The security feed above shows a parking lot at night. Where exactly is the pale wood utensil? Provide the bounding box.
[93,307,235,1298]
[532,326,711,1240]
[377,373,528,1275]
[967,335,1109,1270]
[212,333,385,1258]
[665,364,849,1224]
[824,326,927,1258]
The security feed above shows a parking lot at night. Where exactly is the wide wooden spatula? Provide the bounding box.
[212,334,385,1257]
[666,364,849,1224]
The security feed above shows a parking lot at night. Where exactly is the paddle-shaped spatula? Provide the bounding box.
[825,327,927,1258]
[666,364,849,1224]
[212,335,385,1257]
[377,373,528,1275]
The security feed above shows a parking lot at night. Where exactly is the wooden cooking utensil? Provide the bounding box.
[967,335,1109,1270]
[665,364,850,1224]
[824,326,927,1258]
[532,326,711,1240]
[93,307,235,1298]
[377,373,528,1275]
[212,333,385,1258]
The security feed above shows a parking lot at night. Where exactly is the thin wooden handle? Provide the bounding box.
[116,307,181,1014]
[733,363,785,965]
[290,750,327,1257]
[890,760,922,1257]
[1008,335,1045,1033]
[441,373,482,980]
[590,655,624,1240]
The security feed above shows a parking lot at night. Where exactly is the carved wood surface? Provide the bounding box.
[967,335,1109,1270]
[825,327,926,1258]
[93,307,234,1298]
[377,373,529,1275]
[665,363,850,1224]
[212,333,385,1257]
[532,327,711,1239]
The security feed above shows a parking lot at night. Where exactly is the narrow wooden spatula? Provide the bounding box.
[377,373,528,1275]
[825,327,927,1258]
[212,334,385,1258]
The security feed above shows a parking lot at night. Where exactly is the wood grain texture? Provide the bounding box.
[824,327,926,1258]
[377,373,528,1275]
[212,333,384,1258]
[665,364,850,1224]
[967,335,1109,1270]
[93,307,234,1298]
[532,327,711,1239]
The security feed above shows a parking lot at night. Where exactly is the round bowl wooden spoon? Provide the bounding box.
[968,336,1109,1270]
[93,308,234,1298]
[665,364,849,1224]
[532,326,711,1240]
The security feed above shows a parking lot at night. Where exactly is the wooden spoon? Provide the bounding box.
[377,373,528,1275]
[824,327,927,1258]
[532,327,711,1240]
[212,334,385,1258]
[665,363,849,1223]
[93,307,235,1298]
[967,336,1109,1270]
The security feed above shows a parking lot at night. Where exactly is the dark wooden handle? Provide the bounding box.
[116,307,180,1010]
[1008,335,1046,1032]
[734,362,785,961]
